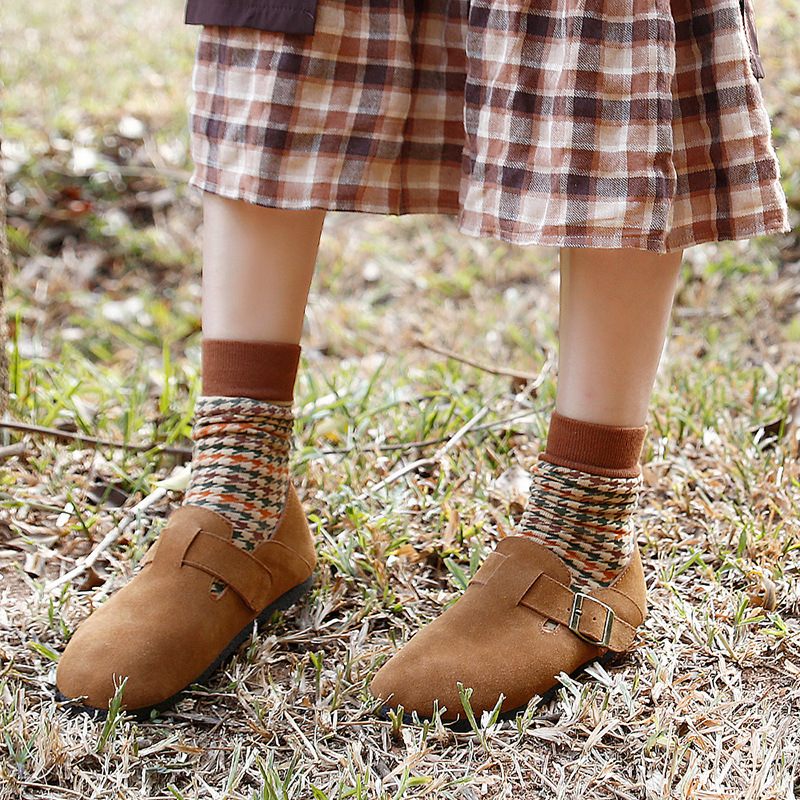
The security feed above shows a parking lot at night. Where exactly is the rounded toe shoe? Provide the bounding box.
[55,484,317,718]
[55,557,252,715]
[369,535,647,724]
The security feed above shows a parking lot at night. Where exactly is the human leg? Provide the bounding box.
[201,192,324,343]
[554,246,683,427]
[186,195,324,556]
[369,245,683,724]
[55,197,325,716]
[519,246,683,589]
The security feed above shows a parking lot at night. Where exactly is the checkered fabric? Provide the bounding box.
[187,0,791,253]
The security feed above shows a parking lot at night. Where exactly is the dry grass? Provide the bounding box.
[2,0,800,797]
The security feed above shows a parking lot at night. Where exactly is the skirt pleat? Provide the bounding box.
[187,0,790,252]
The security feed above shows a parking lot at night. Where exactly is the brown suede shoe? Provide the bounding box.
[55,483,316,719]
[368,534,646,726]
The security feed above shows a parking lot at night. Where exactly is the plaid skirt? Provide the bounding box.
[186,0,791,253]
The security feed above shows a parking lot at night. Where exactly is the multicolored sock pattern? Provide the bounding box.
[183,393,293,549]
[519,457,643,590]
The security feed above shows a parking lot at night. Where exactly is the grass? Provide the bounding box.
[2,0,800,797]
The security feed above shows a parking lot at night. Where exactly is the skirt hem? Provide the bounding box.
[187,176,792,255]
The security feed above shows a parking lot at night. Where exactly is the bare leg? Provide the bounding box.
[201,192,326,343]
[367,245,686,722]
[555,246,684,426]
[54,196,327,715]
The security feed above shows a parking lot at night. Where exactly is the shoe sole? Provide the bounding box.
[55,573,316,722]
[373,649,624,732]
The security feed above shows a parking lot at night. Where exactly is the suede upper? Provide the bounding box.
[368,535,647,722]
[55,483,316,714]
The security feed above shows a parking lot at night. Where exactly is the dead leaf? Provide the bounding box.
[78,567,105,592]
[751,389,800,455]
[489,465,530,513]
[746,572,778,611]
[22,551,45,579]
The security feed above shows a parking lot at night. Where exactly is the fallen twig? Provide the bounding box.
[32,157,191,184]
[414,337,541,383]
[0,418,192,457]
[43,469,182,593]
[313,404,548,458]
[3,404,550,462]
[0,441,27,460]
[359,404,490,499]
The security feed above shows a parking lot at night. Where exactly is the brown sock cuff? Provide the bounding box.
[539,410,646,478]
[201,338,301,402]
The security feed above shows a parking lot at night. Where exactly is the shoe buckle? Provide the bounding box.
[568,592,615,648]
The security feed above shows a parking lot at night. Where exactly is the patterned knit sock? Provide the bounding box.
[183,394,294,551]
[181,338,301,596]
[519,411,646,590]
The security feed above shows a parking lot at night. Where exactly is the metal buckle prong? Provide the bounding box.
[568,592,615,648]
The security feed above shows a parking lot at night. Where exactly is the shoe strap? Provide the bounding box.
[144,524,274,612]
[469,545,639,652]
[182,529,275,612]
[519,573,637,652]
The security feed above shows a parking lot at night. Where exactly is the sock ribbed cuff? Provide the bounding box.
[201,338,301,402]
[539,410,646,479]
